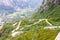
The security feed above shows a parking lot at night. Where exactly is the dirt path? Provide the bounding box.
[55,32,60,40]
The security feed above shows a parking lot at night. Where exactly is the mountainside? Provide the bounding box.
[31,0,60,26]
[0,0,60,40]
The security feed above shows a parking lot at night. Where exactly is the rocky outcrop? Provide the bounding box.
[40,0,60,11]
[47,0,60,5]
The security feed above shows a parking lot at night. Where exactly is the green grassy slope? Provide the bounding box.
[10,28,59,40]
[31,5,60,26]
[0,19,60,40]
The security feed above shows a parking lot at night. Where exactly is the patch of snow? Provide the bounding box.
[11,31,24,37]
